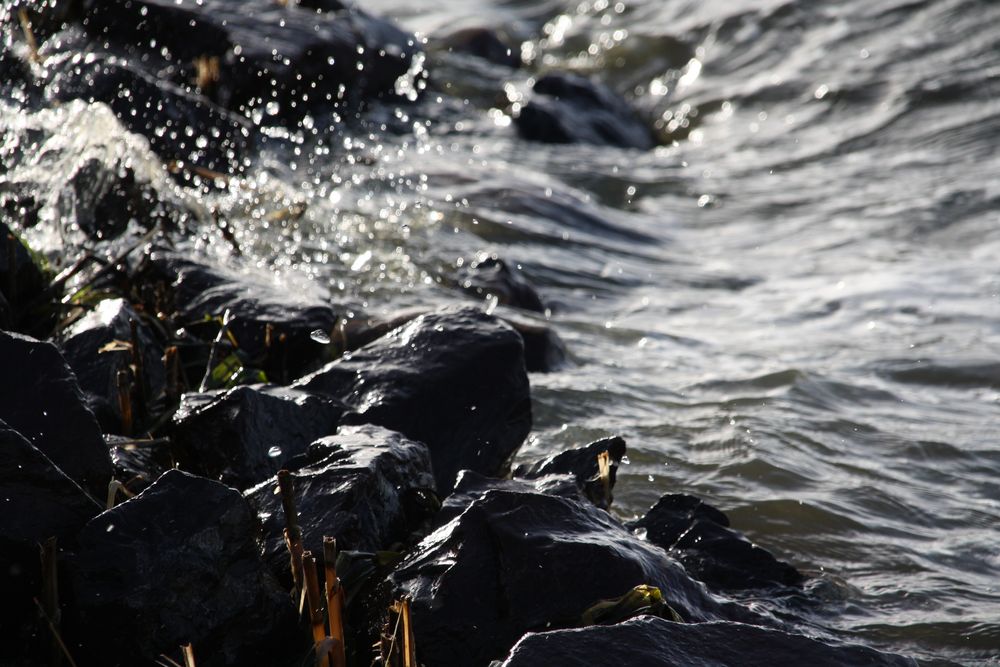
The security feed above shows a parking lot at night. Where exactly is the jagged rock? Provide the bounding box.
[0,420,102,545]
[146,252,349,383]
[294,306,531,494]
[458,255,546,313]
[70,469,298,667]
[0,331,112,498]
[245,424,436,579]
[500,616,918,667]
[77,0,422,118]
[516,73,654,149]
[434,470,586,526]
[628,494,803,591]
[172,384,344,489]
[45,47,252,175]
[389,487,732,667]
[514,436,626,508]
[60,298,166,434]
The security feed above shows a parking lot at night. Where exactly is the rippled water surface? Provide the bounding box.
[4,0,1000,664]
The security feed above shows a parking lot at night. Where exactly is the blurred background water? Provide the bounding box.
[3,0,999,663]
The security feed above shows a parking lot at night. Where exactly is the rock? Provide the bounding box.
[245,424,436,580]
[502,313,568,372]
[433,470,587,527]
[147,252,348,383]
[70,469,298,666]
[60,298,166,434]
[107,435,171,494]
[458,255,546,313]
[514,436,626,509]
[628,494,804,591]
[516,73,654,149]
[0,331,112,498]
[45,48,252,175]
[500,616,918,667]
[294,306,532,494]
[0,534,44,665]
[438,27,521,68]
[0,420,102,545]
[172,384,344,489]
[77,0,422,118]
[389,487,729,667]
[0,221,48,331]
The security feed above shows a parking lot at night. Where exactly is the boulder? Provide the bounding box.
[77,0,422,118]
[500,616,918,667]
[389,487,730,667]
[245,424,436,580]
[70,469,298,666]
[516,73,654,149]
[294,306,532,494]
[60,298,166,434]
[628,494,803,591]
[0,330,112,498]
[457,255,546,313]
[172,384,344,489]
[514,435,626,508]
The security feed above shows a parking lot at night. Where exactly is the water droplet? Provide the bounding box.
[484,294,499,315]
[310,329,331,344]
[267,445,283,458]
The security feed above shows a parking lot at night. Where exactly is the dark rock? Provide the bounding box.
[514,435,626,508]
[245,424,435,579]
[294,306,532,494]
[0,221,48,328]
[45,49,252,175]
[172,384,344,489]
[500,616,918,667]
[504,313,568,372]
[70,469,297,667]
[628,494,804,591]
[77,0,422,118]
[60,298,166,434]
[108,435,171,494]
[439,27,521,68]
[458,255,546,313]
[432,470,586,528]
[389,487,728,667]
[0,420,102,545]
[147,251,349,382]
[0,534,43,664]
[0,330,112,498]
[516,73,655,149]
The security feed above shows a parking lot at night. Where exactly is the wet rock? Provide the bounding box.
[148,252,348,382]
[0,221,48,330]
[60,298,166,434]
[0,420,102,545]
[514,435,626,508]
[438,27,521,68]
[45,49,252,175]
[628,494,803,591]
[107,435,171,494]
[389,487,727,667]
[516,73,655,149]
[458,255,546,313]
[502,313,568,372]
[0,331,112,498]
[246,424,435,579]
[434,470,586,527]
[0,535,43,665]
[70,469,297,666]
[500,616,918,667]
[78,0,422,118]
[172,384,344,489]
[294,306,532,494]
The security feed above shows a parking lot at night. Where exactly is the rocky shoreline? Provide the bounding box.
[2,1,922,665]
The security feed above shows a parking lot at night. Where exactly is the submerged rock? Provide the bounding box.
[500,616,918,667]
[172,384,344,489]
[245,424,435,579]
[514,435,626,509]
[0,330,112,498]
[629,494,803,591]
[294,306,531,494]
[389,487,728,667]
[60,298,166,434]
[70,469,297,666]
[516,73,654,149]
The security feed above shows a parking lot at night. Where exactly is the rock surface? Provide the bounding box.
[0,330,112,498]
[500,616,918,667]
[294,306,531,493]
[246,424,435,578]
[514,435,626,508]
[172,384,344,489]
[70,469,297,667]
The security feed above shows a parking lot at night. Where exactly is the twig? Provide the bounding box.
[198,308,233,392]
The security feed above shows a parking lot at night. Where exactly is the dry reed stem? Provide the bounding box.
[116,369,133,436]
[181,643,196,667]
[323,537,347,667]
[597,449,611,507]
[302,552,331,667]
[33,598,78,667]
[18,9,39,63]
[277,470,305,600]
[400,597,416,667]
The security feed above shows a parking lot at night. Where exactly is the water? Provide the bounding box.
[4,0,1000,664]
